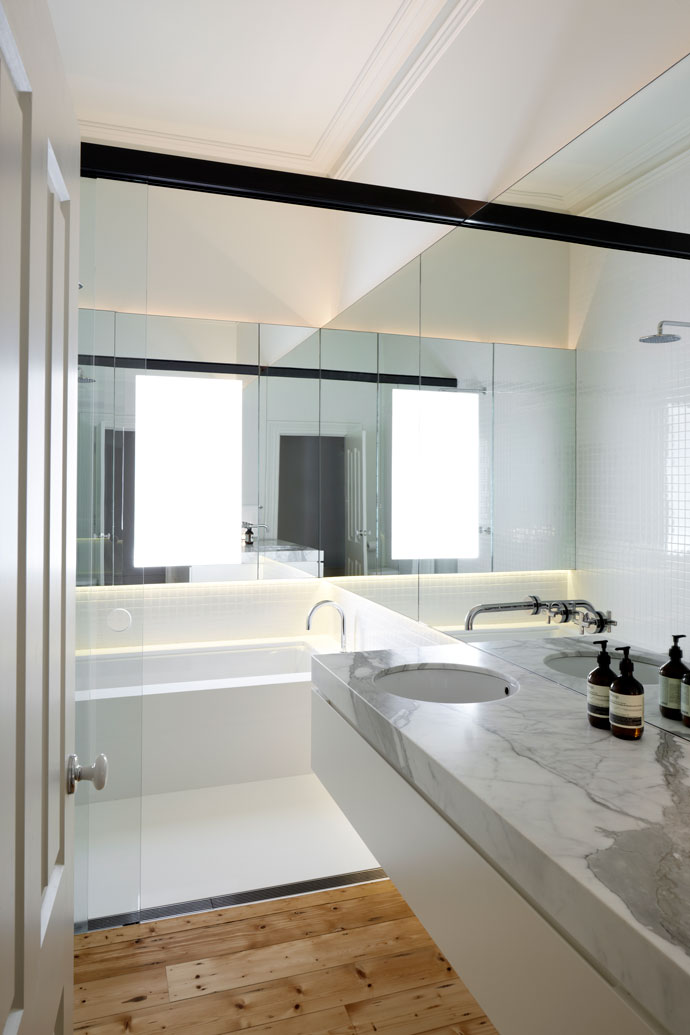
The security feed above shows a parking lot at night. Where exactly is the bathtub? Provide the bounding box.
[75,636,336,801]
[76,638,323,699]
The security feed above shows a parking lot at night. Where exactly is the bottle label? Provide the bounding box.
[587,682,609,717]
[610,690,644,727]
[682,683,690,717]
[660,675,682,710]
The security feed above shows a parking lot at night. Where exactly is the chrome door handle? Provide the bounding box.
[355,529,371,538]
[67,753,108,794]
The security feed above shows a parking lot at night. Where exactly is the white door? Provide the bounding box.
[344,428,369,575]
[1,3,79,1033]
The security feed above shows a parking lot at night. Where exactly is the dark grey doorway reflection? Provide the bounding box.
[277,435,345,576]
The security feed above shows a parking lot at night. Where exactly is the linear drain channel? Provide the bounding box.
[75,867,388,933]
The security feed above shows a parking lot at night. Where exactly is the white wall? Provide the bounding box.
[493,343,576,571]
[81,176,572,345]
[330,227,571,346]
[571,155,690,650]
[80,176,443,327]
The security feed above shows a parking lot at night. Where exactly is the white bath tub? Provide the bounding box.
[75,636,336,800]
[76,638,321,699]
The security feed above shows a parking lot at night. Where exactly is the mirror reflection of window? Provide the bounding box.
[133,375,242,568]
[391,388,479,560]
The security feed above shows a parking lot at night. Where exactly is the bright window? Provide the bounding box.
[391,388,479,560]
[133,375,242,567]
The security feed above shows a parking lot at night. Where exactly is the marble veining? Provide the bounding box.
[588,733,690,953]
[312,641,690,1035]
[464,633,690,743]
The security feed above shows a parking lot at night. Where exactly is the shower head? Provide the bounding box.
[78,367,96,384]
[639,333,681,344]
[639,320,690,344]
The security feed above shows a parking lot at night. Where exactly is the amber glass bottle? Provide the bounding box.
[586,639,615,729]
[659,634,687,720]
[682,668,690,728]
[610,647,644,740]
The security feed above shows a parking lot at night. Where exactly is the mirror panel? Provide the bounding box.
[497,53,690,233]
[77,178,577,597]
[258,326,322,579]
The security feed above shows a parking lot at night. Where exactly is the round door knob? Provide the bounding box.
[67,753,108,794]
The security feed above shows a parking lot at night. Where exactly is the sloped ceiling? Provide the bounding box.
[49,0,690,202]
[54,0,690,327]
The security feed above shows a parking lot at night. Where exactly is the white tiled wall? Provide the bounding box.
[75,576,455,654]
[493,344,576,571]
[330,569,573,631]
[572,154,690,651]
[76,580,325,651]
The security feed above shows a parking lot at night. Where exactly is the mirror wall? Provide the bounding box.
[77,183,576,594]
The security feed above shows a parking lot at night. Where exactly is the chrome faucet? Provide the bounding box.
[464,595,615,634]
[306,599,346,650]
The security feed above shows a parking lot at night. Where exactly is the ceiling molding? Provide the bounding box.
[78,119,319,170]
[307,0,450,172]
[582,145,690,219]
[332,0,486,180]
[78,0,457,174]
[500,116,690,215]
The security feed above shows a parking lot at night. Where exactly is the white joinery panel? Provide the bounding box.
[43,187,67,890]
[0,52,23,1025]
[312,692,658,1035]
[0,2,79,1032]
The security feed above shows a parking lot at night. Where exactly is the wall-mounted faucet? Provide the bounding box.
[464,595,615,635]
[307,599,346,651]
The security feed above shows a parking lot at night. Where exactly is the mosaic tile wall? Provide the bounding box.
[571,156,690,651]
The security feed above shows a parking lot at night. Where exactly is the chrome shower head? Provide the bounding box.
[639,333,681,343]
[639,320,690,344]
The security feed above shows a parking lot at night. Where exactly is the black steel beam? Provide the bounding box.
[81,142,690,261]
[78,353,459,388]
[80,142,484,224]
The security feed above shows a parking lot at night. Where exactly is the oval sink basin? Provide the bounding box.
[544,653,660,685]
[373,664,519,704]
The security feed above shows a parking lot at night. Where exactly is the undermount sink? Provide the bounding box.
[544,653,660,685]
[372,663,519,704]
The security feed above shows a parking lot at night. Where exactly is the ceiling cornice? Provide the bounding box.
[582,144,690,219]
[500,115,690,215]
[78,119,319,170]
[332,0,486,179]
[77,0,484,177]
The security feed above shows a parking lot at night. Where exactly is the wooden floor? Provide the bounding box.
[74,879,499,1035]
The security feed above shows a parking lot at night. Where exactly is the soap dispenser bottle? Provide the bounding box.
[681,668,690,728]
[587,639,616,729]
[610,647,644,739]
[659,634,687,720]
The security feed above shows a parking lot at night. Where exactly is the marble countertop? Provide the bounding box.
[312,640,690,1035]
[467,634,690,744]
[241,538,322,561]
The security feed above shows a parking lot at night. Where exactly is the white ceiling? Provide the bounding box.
[48,0,690,204]
[47,0,452,173]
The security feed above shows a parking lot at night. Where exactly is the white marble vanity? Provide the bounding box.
[311,639,690,1035]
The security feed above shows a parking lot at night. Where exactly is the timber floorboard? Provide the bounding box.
[74,879,500,1035]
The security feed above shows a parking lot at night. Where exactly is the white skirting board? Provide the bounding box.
[311,690,659,1035]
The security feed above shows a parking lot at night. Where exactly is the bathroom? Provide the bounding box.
[71,53,690,1035]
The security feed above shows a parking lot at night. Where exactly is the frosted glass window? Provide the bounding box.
[391,388,479,559]
[134,375,242,566]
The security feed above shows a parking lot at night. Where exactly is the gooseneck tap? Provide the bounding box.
[307,599,346,651]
